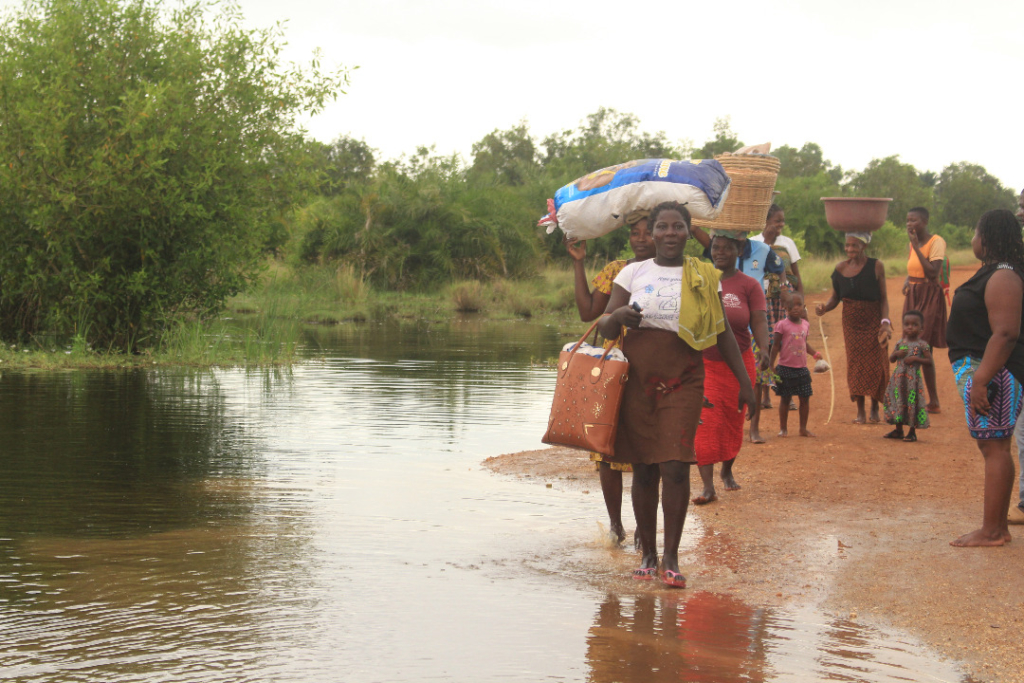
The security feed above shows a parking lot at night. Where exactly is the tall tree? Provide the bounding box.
[0,0,348,349]
[307,136,376,196]
[934,162,1018,228]
[468,121,540,187]
[774,142,843,183]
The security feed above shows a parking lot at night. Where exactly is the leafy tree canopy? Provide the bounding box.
[934,161,1018,229]
[0,0,349,350]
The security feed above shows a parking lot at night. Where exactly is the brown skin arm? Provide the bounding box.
[890,344,908,363]
[768,330,784,370]
[970,270,1024,416]
[750,310,770,370]
[815,283,841,317]
[713,296,757,419]
[689,225,711,250]
[597,284,641,339]
[789,261,805,298]
[909,232,941,280]
[567,239,612,322]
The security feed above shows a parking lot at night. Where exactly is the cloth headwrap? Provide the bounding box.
[848,231,872,244]
[677,256,726,351]
[709,228,748,241]
[624,209,650,226]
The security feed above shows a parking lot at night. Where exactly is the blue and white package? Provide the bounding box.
[538,159,731,241]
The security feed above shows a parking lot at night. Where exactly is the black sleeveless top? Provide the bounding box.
[947,262,1024,383]
[830,258,881,302]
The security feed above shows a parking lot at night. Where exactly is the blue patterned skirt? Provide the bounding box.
[952,357,1024,440]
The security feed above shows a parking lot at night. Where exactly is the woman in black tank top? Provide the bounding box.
[814,234,893,424]
[946,209,1024,548]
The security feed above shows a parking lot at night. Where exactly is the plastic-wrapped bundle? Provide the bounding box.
[538,159,731,241]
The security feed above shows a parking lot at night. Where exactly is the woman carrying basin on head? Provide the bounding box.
[598,201,755,588]
[815,232,892,424]
[565,211,655,546]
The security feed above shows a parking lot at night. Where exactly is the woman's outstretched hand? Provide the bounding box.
[877,321,892,345]
[565,237,586,261]
[738,383,757,420]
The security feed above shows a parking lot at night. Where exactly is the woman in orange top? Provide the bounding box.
[901,207,946,413]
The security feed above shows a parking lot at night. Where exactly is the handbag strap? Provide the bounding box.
[561,317,623,378]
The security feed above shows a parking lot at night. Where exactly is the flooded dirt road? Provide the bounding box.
[0,305,996,681]
[487,266,1022,683]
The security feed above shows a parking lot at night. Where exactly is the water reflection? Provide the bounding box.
[0,321,981,682]
[586,591,973,683]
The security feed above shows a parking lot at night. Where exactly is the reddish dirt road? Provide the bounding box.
[486,264,1024,683]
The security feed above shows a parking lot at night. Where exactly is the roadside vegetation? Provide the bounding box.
[0,2,1016,369]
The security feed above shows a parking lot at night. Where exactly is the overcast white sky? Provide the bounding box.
[4,0,1022,189]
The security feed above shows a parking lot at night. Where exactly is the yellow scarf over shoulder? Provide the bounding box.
[677,256,725,351]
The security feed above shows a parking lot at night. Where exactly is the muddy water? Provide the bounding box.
[0,320,974,682]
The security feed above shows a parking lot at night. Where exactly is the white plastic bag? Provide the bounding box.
[538,159,731,241]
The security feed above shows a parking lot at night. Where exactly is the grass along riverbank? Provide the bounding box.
[0,248,976,370]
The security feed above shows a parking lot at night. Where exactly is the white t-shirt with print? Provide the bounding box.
[750,233,801,263]
[613,260,721,333]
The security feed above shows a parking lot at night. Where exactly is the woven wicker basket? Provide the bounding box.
[691,153,780,232]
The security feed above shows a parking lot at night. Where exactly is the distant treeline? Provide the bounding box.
[290,109,1018,290]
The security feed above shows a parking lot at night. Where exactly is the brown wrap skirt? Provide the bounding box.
[903,277,947,348]
[841,299,889,403]
[612,329,704,465]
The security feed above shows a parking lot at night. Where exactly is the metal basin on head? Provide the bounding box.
[820,197,893,232]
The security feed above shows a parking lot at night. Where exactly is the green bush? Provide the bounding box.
[0,0,347,350]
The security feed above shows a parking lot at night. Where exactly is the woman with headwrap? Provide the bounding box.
[688,224,787,443]
[815,232,893,423]
[692,231,769,504]
[566,210,654,546]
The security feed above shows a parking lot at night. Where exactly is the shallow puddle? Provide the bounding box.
[0,321,977,682]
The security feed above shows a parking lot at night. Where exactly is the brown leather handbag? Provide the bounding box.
[541,319,629,458]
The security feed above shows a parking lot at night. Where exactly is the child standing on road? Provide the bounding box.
[769,294,821,437]
[883,310,932,442]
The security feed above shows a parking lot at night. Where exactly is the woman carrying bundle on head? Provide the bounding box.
[688,222,786,443]
[815,232,892,424]
[751,204,804,409]
[598,201,755,588]
[565,211,655,546]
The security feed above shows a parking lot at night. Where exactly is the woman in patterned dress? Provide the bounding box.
[566,211,654,545]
